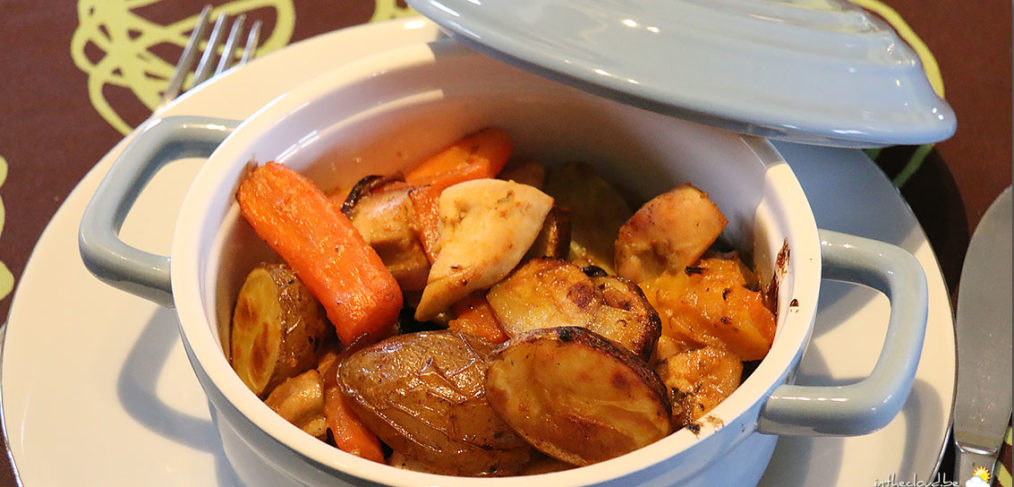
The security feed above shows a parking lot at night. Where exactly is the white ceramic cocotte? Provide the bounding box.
[79,40,927,486]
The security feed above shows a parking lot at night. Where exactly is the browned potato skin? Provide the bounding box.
[589,275,662,361]
[339,331,533,476]
[654,345,743,429]
[525,206,572,260]
[231,263,330,397]
[614,183,727,283]
[264,369,327,438]
[347,185,430,292]
[487,258,660,359]
[485,327,672,466]
[544,161,633,274]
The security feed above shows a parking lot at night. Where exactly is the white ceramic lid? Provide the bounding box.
[407,0,956,147]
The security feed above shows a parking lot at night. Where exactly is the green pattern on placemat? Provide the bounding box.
[998,426,1012,487]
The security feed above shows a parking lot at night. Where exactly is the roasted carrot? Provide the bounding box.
[407,185,441,263]
[237,162,403,345]
[448,292,509,344]
[321,358,385,462]
[404,127,513,190]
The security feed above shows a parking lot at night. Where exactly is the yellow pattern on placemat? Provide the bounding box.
[370,0,417,22]
[999,426,1013,487]
[0,156,13,301]
[71,0,296,135]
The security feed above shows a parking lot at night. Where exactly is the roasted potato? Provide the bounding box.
[264,369,327,438]
[339,331,533,476]
[588,275,662,361]
[346,184,431,292]
[485,327,672,466]
[615,183,727,283]
[498,158,547,189]
[231,263,330,396]
[525,206,572,260]
[544,161,633,274]
[415,179,554,321]
[640,254,776,361]
[486,258,660,359]
[654,344,742,429]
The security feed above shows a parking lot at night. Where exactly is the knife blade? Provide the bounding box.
[953,186,1012,483]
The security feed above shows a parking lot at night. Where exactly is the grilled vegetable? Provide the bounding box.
[415,179,554,321]
[589,274,662,361]
[485,327,672,466]
[544,161,633,273]
[640,254,776,360]
[654,344,742,429]
[320,348,385,462]
[486,258,660,359]
[236,162,403,345]
[230,263,330,396]
[264,369,327,438]
[404,127,513,191]
[448,292,509,344]
[339,331,533,476]
[498,158,547,189]
[525,206,571,260]
[346,184,430,292]
[615,183,727,283]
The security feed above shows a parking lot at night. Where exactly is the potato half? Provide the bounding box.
[339,331,533,476]
[485,327,672,466]
[231,263,330,396]
[487,258,660,359]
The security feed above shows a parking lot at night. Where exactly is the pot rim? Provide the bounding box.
[170,40,821,485]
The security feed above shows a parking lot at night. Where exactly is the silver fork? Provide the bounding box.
[157,5,262,111]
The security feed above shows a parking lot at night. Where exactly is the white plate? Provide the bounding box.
[1,18,954,486]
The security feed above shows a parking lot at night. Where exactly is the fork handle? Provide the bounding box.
[79,116,239,308]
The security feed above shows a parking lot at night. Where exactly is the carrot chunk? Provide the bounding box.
[404,127,513,190]
[449,292,509,344]
[236,162,403,345]
[321,358,385,462]
[407,185,442,263]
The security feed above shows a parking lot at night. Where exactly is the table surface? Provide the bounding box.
[0,1,1009,485]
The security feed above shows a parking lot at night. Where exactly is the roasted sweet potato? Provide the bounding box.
[640,253,776,361]
[264,369,327,438]
[415,179,553,321]
[544,161,633,274]
[615,183,727,282]
[231,263,330,396]
[339,331,533,476]
[654,344,743,429]
[486,258,660,359]
[485,327,672,466]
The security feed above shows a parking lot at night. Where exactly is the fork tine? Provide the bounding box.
[216,14,246,75]
[160,5,212,106]
[193,12,228,86]
[241,20,262,65]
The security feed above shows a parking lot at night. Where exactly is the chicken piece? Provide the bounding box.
[615,183,727,282]
[264,369,327,438]
[415,179,553,321]
[347,185,431,291]
[654,345,742,429]
[498,158,547,189]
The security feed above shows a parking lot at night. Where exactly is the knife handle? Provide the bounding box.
[757,229,928,436]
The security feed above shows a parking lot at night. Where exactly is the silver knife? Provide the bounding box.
[953,186,1012,484]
